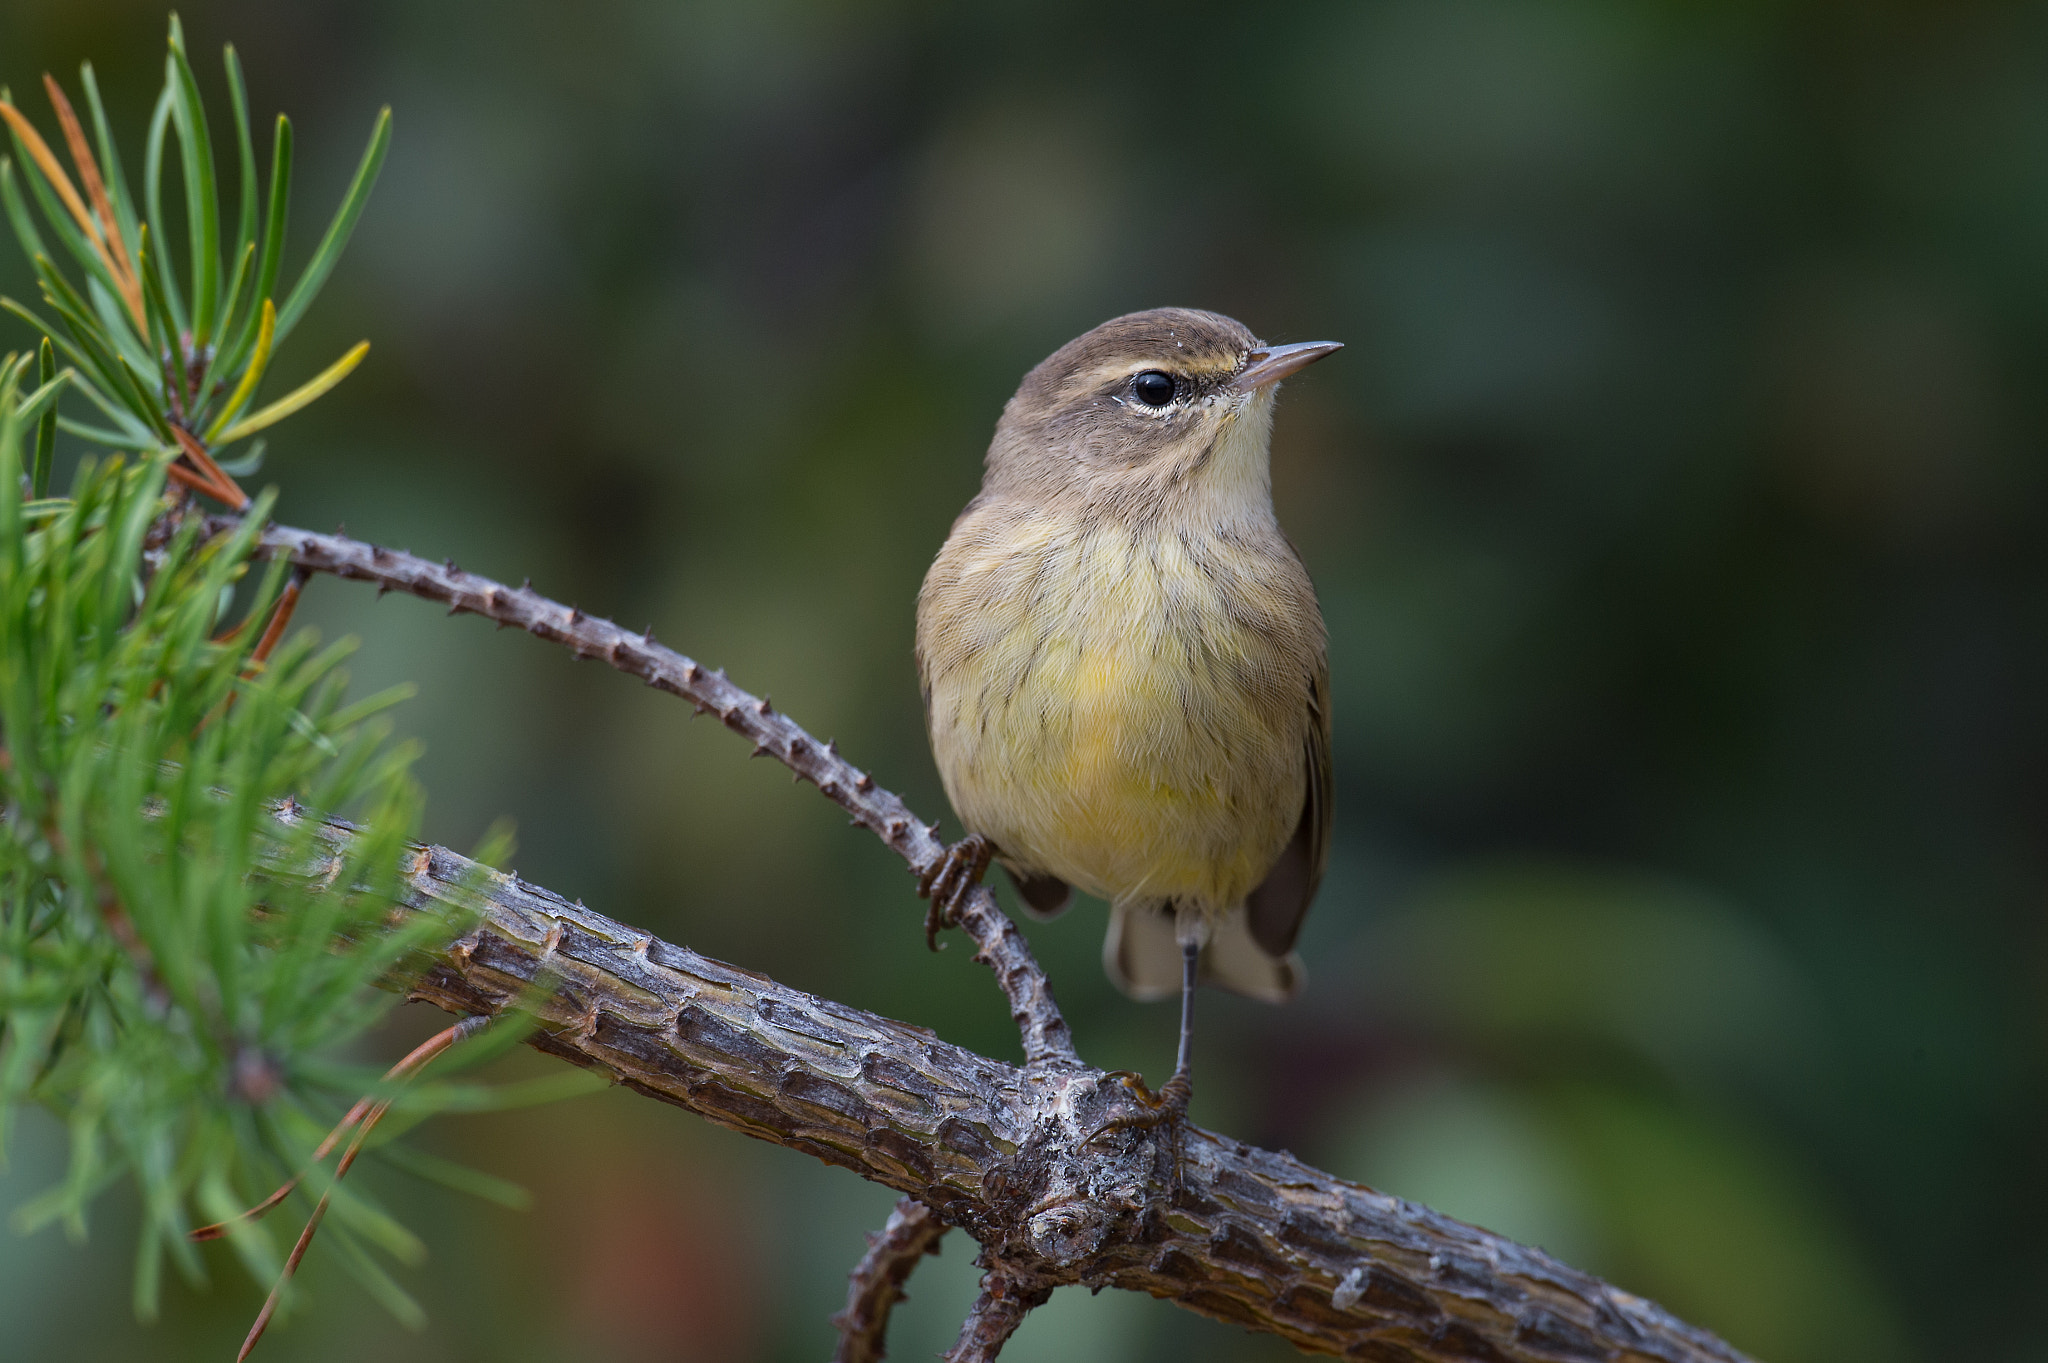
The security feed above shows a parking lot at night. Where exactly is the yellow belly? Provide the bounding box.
[920,515,1306,912]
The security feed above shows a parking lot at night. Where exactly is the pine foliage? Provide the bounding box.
[0,372,465,1317]
[0,16,486,1328]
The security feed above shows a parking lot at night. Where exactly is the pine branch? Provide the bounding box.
[188,509,1078,1070]
[946,1269,1052,1362]
[207,512,1762,1363]
[284,817,1753,1363]
[3,39,1755,1359]
[832,1196,949,1363]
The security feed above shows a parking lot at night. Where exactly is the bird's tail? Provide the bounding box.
[1103,900,1303,1004]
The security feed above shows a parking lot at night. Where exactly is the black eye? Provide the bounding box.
[1131,370,1176,407]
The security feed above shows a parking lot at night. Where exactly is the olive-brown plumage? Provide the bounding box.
[917,307,1335,1107]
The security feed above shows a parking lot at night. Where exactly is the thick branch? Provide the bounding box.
[334,825,1754,1363]
[222,507,1754,1361]
[833,1196,949,1363]
[204,512,1078,1072]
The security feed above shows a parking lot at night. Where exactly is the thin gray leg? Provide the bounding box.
[1087,931,1199,1140]
[1173,937,1198,1081]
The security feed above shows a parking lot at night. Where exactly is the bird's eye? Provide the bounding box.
[1131,370,1176,407]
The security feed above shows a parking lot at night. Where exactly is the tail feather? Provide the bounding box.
[1201,906,1304,1003]
[1103,902,1303,1004]
[1104,901,1182,1001]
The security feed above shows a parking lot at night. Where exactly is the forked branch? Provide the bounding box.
[233,511,1752,1363]
[289,819,1752,1363]
[192,511,1077,1072]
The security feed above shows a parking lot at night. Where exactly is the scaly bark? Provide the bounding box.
[199,510,1077,1071]
[234,512,1755,1363]
[266,819,1755,1363]
[832,1197,949,1363]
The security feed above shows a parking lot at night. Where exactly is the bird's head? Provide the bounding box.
[983,307,1340,522]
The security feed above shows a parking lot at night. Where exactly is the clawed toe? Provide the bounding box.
[916,833,994,951]
[1086,1070,1191,1144]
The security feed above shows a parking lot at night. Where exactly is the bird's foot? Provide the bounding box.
[1087,1069,1191,1144]
[916,833,994,951]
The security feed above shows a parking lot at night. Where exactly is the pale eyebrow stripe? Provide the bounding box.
[1052,356,1237,405]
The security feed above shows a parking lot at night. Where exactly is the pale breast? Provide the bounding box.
[918,505,1317,913]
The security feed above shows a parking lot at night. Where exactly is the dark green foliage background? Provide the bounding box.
[3,3,2044,1361]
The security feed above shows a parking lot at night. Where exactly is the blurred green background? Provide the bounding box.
[4,1,2045,1360]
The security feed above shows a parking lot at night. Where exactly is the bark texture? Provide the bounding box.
[946,1269,1053,1362]
[833,1197,950,1363]
[208,511,1077,1071]
[336,830,1753,1363]
[236,511,1756,1363]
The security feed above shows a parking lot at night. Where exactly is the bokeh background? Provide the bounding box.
[3,1,2046,1360]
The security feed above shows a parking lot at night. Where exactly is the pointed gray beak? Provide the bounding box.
[1234,339,1343,392]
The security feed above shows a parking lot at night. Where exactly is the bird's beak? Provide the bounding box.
[1234,340,1343,392]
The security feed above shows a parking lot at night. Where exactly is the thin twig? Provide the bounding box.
[831,1197,949,1363]
[216,516,1757,1362]
[943,1269,1052,1363]
[197,511,1080,1071]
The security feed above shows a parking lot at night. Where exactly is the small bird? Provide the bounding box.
[916,307,1335,1119]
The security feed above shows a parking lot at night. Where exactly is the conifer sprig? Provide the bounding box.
[0,13,384,499]
[0,26,556,1333]
[0,367,460,1319]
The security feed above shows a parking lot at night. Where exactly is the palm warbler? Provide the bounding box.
[916,307,1335,1114]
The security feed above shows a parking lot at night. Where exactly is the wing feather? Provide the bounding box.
[1246,663,1331,958]
[1007,865,1073,919]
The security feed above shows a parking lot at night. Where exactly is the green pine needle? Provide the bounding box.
[0,30,552,1331]
[2,17,379,468]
